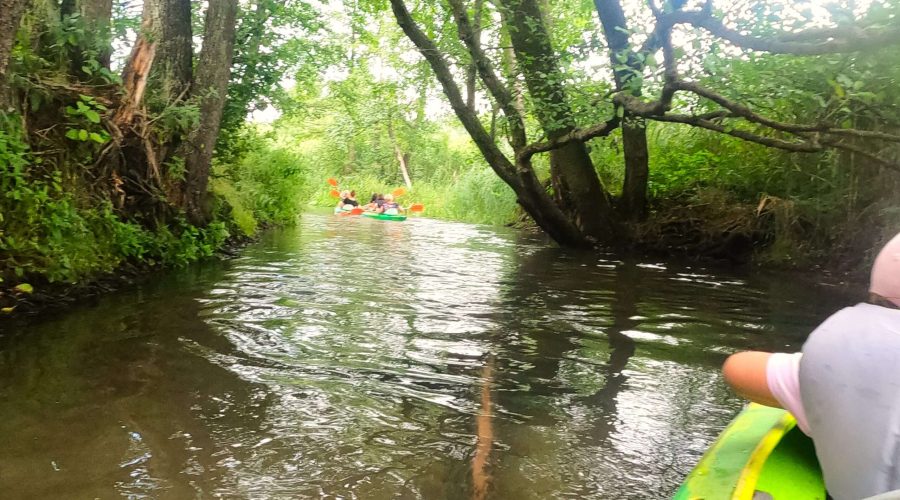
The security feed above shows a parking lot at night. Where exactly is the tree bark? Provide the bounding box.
[503,0,617,241]
[184,0,239,225]
[148,0,193,103]
[620,116,648,219]
[0,0,30,103]
[594,0,650,220]
[464,0,484,111]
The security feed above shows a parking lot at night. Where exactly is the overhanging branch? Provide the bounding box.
[656,10,900,55]
[447,0,528,149]
[518,118,620,162]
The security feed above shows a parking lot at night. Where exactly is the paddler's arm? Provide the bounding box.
[722,351,783,408]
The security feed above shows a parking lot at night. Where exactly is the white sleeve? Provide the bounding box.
[766,352,810,434]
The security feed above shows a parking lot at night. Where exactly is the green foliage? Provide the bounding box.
[64,95,110,144]
[0,118,230,283]
[211,126,310,236]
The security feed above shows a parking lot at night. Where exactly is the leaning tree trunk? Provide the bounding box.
[183,0,239,225]
[389,0,587,246]
[504,0,618,242]
[0,0,31,103]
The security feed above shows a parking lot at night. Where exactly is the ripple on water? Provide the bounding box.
[0,213,845,499]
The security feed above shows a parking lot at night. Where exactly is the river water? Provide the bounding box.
[0,213,852,499]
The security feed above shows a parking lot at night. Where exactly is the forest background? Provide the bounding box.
[1,0,898,308]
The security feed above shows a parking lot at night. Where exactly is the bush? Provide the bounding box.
[1,119,232,284]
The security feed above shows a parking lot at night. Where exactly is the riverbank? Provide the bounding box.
[0,235,250,319]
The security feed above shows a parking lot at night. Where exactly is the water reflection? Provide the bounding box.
[0,214,852,498]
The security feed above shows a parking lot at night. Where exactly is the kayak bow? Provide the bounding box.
[674,403,825,499]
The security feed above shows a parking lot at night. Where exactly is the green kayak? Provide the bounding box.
[362,212,407,221]
[674,403,825,500]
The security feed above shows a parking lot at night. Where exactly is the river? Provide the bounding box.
[0,213,852,499]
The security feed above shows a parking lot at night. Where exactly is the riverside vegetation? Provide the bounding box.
[1,0,899,312]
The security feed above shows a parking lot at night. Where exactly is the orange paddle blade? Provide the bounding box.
[327,178,338,187]
[350,207,364,215]
[410,203,424,212]
[329,189,341,198]
[392,187,406,197]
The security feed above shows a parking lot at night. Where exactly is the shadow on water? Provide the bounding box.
[0,265,276,498]
[0,214,855,499]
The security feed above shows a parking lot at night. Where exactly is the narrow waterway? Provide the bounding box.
[0,214,851,498]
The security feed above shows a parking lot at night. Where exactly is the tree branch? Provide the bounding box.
[388,0,518,184]
[518,118,620,162]
[672,80,827,134]
[448,0,528,149]
[657,10,900,55]
[821,138,900,173]
[646,113,824,152]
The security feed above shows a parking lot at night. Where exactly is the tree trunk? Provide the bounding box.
[183,0,239,225]
[115,23,157,126]
[490,1,526,118]
[465,0,484,111]
[504,0,617,241]
[148,0,193,103]
[595,0,652,220]
[386,117,413,188]
[620,116,649,219]
[0,0,30,103]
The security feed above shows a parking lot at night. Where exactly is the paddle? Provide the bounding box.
[329,189,341,198]
[409,203,425,213]
[327,178,339,187]
[392,187,406,198]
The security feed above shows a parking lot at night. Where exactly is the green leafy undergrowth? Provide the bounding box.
[0,123,230,285]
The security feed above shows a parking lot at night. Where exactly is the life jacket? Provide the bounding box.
[800,303,900,499]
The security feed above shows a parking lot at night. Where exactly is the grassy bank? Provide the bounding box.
[0,120,307,314]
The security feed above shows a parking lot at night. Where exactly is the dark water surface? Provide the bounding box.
[0,214,852,499]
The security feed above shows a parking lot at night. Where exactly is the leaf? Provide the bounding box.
[89,132,106,144]
[65,129,80,140]
[14,283,33,294]
[78,129,89,141]
[834,84,845,98]
[85,110,101,123]
[1,307,15,314]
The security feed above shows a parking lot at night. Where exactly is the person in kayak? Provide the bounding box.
[722,231,900,499]
[336,190,350,211]
[379,194,400,215]
[342,190,359,208]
